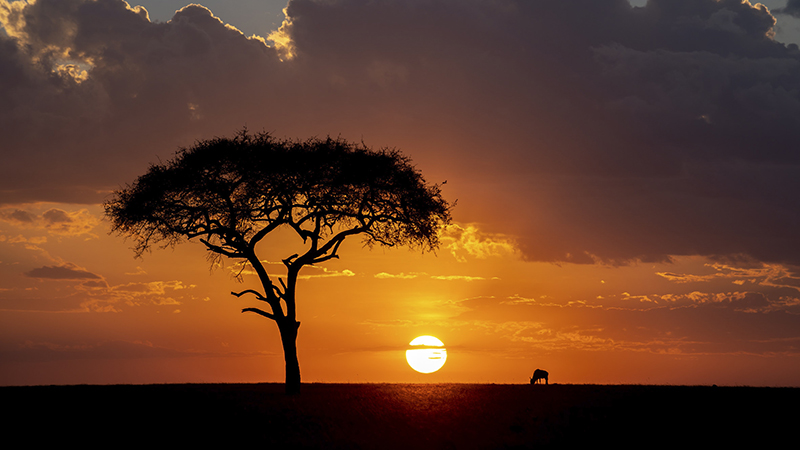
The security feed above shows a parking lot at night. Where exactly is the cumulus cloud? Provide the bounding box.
[2,0,800,267]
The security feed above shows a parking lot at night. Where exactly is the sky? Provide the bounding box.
[2,0,800,387]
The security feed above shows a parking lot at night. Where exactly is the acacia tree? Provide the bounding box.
[104,130,452,394]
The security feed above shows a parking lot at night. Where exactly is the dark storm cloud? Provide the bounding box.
[0,0,286,204]
[775,0,800,18]
[2,0,800,265]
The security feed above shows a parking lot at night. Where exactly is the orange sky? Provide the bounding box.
[2,202,799,386]
[3,0,800,387]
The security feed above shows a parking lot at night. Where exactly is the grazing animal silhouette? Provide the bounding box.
[530,369,548,385]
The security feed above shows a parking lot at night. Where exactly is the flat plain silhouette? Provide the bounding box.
[104,130,452,394]
[531,369,549,384]
[5,383,795,448]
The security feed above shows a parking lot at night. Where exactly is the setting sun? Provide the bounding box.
[406,336,447,374]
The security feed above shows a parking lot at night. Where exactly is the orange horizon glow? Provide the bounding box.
[1,203,798,387]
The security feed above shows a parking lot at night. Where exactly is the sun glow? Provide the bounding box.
[405,335,447,374]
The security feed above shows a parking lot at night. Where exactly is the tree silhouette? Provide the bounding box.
[104,130,452,394]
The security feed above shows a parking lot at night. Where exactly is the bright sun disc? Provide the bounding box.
[406,335,447,373]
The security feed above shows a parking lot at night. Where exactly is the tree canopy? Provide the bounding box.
[106,131,450,261]
[104,130,452,393]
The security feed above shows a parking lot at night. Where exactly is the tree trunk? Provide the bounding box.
[278,319,301,395]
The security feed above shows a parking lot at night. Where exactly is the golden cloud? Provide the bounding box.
[0,207,99,238]
[439,224,518,263]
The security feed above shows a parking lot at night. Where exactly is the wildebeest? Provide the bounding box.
[530,369,548,385]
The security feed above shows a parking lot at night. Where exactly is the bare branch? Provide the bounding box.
[308,226,366,261]
[248,210,290,249]
[311,253,340,264]
[242,308,277,321]
[310,237,345,264]
[231,289,267,301]
[271,283,285,300]
[200,238,245,258]
[282,254,299,267]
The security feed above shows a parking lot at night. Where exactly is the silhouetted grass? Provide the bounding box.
[3,383,796,448]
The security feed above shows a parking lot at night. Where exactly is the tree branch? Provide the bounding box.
[304,226,366,264]
[231,289,267,301]
[278,277,288,293]
[200,238,245,258]
[310,236,345,264]
[271,283,285,300]
[311,253,340,264]
[282,254,299,267]
[248,210,290,249]
[242,307,277,321]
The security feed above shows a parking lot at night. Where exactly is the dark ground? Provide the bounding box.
[3,383,797,448]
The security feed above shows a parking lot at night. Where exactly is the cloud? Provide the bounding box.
[24,262,101,280]
[124,266,147,276]
[655,272,718,284]
[74,279,195,311]
[0,0,285,205]
[0,207,99,237]
[297,267,355,279]
[3,209,35,223]
[430,275,494,282]
[2,0,800,267]
[41,209,71,223]
[656,260,800,292]
[225,259,354,280]
[440,224,518,262]
[0,234,47,245]
[110,280,193,295]
[373,271,496,281]
[774,0,800,18]
[374,272,422,279]
[453,292,800,356]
